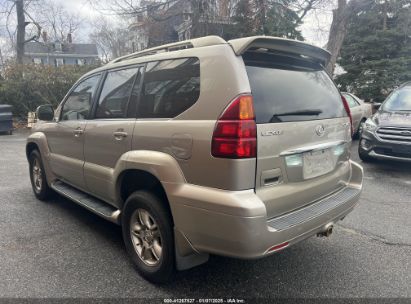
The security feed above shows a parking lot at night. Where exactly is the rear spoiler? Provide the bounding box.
[228,36,331,67]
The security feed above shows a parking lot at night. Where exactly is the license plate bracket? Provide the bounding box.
[303,149,335,179]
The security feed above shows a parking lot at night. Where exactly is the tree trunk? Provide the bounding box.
[16,0,25,65]
[325,0,348,76]
[382,0,388,30]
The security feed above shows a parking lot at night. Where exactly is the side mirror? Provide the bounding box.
[36,105,54,121]
[373,102,382,109]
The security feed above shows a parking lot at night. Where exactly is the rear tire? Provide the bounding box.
[122,190,175,283]
[29,150,53,200]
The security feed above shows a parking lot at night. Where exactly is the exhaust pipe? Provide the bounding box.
[317,224,333,237]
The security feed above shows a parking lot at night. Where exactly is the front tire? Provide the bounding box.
[358,144,374,163]
[354,120,365,139]
[122,191,175,283]
[29,150,53,200]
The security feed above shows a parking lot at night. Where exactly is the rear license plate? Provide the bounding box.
[303,149,335,179]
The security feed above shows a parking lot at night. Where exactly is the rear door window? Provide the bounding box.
[244,53,345,124]
[138,58,200,118]
[96,67,140,119]
[344,94,360,108]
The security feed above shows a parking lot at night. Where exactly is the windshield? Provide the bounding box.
[382,87,411,111]
[244,53,346,124]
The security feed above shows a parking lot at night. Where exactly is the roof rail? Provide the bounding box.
[109,35,227,64]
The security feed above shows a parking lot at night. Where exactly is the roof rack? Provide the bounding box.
[109,35,227,64]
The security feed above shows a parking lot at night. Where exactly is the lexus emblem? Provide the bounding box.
[400,130,411,136]
[315,124,326,137]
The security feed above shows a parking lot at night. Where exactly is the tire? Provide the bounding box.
[358,144,374,163]
[122,190,175,283]
[353,120,365,139]
[29,150,53,200]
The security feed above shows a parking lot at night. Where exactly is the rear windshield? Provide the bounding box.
[244,53,346,124]
[382,87,411,112]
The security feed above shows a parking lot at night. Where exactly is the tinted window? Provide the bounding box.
[344,94,359,108]
[96,67,140,119]
[61,74,100,121]
[138,58,200,118]
[244,53,345,124]
[382,87,411,111]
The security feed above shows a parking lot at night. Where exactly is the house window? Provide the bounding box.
[55,42,62,52]
[55,58,64,67]
[33,58,42,65]
[76,59,85,66]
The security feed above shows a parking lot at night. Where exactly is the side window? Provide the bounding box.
[345,94,359,108]
[96,67,140,119]
[61,74,100,121]
[138,58,200,118]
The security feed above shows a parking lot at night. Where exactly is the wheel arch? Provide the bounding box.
[114,150,186,212]
[116,169,171,218]
[26,142,40,159]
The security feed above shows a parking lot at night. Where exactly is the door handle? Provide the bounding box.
[73,128,84,137]
[113,131,128,140]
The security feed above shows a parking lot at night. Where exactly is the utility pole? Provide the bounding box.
[16,0,25,65]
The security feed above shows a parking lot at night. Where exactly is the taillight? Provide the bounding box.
[212,95,257,158]
[341,95,353,135]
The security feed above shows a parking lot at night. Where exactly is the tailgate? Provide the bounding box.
[243,50,352,219]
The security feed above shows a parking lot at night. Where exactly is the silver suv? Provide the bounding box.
[27,36,363,283]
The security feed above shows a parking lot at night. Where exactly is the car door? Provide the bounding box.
[344,94,362,132]
[47,74,101,191]
[83,66,143,204]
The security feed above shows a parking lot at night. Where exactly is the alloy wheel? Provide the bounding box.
[32,158,42,192]
[130,208,163,266]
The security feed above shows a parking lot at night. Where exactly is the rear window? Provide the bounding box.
[244,53,346,124]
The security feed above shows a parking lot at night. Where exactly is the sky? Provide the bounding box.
[53,0,334,47]
[0,0,334,59]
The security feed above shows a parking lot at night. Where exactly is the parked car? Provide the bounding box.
[27,36,363,283]
[0,104,13,135]
[359,82,411,162]
[342,92,372,138]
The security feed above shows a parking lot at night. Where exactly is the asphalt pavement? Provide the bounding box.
[0,130,410,299]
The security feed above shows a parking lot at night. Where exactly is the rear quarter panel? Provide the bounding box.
[132,44,256,191]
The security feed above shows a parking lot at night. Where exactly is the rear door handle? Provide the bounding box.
[113,131,128,140]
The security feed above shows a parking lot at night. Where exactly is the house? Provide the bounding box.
[128,0,234,52]
[24,33,99,66]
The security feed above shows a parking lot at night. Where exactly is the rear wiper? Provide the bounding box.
[269,109,322,122]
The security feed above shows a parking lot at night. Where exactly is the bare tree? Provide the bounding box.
[90,19,131,61]
[32,0,84,42]
[15,0,25,64]
[325,0,374,75]
[0,0,41,63]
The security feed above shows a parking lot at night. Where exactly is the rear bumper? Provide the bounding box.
[361,129,411,162]
[167,160,363,259]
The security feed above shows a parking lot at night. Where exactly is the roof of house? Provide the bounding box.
[25,42,98,56]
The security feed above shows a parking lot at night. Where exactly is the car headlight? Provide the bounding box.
[364,118,377,131]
